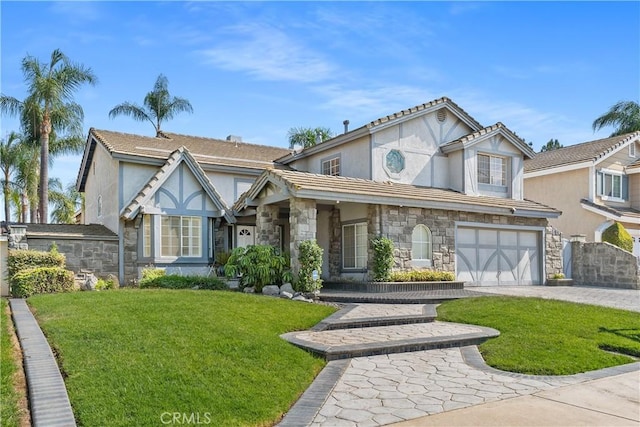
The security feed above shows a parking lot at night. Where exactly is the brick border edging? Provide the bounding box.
[9,299,76,427]
[277,359,351,426]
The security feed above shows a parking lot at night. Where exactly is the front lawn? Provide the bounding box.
[28,290,336,427]
[438,296,640,375]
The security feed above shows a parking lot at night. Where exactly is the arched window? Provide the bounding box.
[412,225,432,261]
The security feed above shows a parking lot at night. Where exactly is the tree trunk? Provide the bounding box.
[39,111,51,223]
[20,193,28,223]
[3,170,10,224]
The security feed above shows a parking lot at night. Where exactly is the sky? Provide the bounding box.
[1,1,639,198]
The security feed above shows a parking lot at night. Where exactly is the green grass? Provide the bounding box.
[438,296,640,375]
[28,289,336,427]
[1,298,21,427]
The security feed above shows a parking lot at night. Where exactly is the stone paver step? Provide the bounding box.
[282,321,500,361]
[312,304,438,331]
[319,289,485,304]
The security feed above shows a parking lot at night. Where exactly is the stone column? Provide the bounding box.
[328,207,341,279]
[256,204,280,247]
[289,198,317,276]
[544,225,563,279]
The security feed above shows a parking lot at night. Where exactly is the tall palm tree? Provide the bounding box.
[109,74,193,137]
[0,49,97,223]
[0,132,27,223]
[592,101,640,137]
[49,178,83,224]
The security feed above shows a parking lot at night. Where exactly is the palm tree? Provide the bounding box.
[109,74,193,137]
[0,132,26,222]
[592,101,640,137]
[48,178,83,224]
[287,126,333,149]
[0,49,97,223]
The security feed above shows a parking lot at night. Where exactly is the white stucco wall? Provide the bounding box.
[83,142,120,233]
[204,171,258,207]
[464,136,522,198]
[289,135,371,179]
[121,163,157,212]
[340,203,368,222]
[371,110,475,187]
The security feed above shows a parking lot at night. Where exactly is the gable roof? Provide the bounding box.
[22,223,118,239]
[237,168,560,218]
[440,122,536,159]
[120,146,234,223]
[524,131,640,173]
[276,97,485,164]
[77,128,291,191]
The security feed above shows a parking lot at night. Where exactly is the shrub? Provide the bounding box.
[388,269,455,282]
[96,276,119,291]
[296,240,324,293]
[8,248,65,279]
[602,222,633,253]
[371,236,394,282]
[12,267,75,298]
[141,266,166,281]
[139,274,228,290]
[551,273,565,280]
[225,245,292,292]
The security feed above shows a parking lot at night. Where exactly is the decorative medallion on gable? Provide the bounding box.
[386,149,406,174]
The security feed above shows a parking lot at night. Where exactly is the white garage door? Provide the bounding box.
[456,227,541,286]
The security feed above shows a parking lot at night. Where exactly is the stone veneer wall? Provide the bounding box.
[123,221,138,285]
[27,236,119,279]
[256,204,281,247]
[327,204,562,282]
[571,241,639,289]
[289,198,317,276]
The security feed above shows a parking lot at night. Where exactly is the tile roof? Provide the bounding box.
[239,169,560,218]
[89,128,291,170]
[22,223,118,239]
[524,131,640,173]
[580,198,640,221]
[440,122,535,158]
[367,97,483,130]
[120,147,234,222]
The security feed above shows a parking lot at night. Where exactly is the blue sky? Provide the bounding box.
[1,1,639,194]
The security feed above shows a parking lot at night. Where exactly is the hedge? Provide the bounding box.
[602,222,633,253]
[8,249,65,279]
[12,267,75,298]
[388,269,455,282]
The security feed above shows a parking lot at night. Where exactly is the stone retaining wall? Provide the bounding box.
[571,240,639,289]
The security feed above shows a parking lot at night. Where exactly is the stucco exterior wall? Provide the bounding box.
[83,143,120,233]
[465,136,522,198]
[630,173,640,210]
[121,162,157,211]
[204,171,259,207]
[371,111,474,187]
[525,168,605,241]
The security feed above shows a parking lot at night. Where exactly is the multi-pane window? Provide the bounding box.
[343,223,367,269]
[411,225,432,260]
[161,216,201,257]
[322,157,340,176]
[143,214,152,257]
[598,171,625,199]
[478,154,506,186]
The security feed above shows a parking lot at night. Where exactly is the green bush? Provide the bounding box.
[8,248,65,279]
[296,240,324,293]
[96,276,119,291]
[388,269,455,282]
[141,266,166,281]
[225,245,292,292]
[12,267,75,298]
[371,236,395,282]
[139,274,228,290]
[602,222,633,252]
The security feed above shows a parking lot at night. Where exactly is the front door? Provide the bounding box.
[236,226,256,248]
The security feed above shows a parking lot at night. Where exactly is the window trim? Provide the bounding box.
[160,215,203,258]
[342,222,367,270]
[411,225,432,261]
[630,143,636,158]
[321,155,341,176]
[597,169,628,201]
[477,153,507,187]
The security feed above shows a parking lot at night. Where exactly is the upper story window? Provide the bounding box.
[597,170,628,201]
[143,214,152,258]
[322,156,341,176]
[161,215,202,257]
[630,143,636,158]
[478,154,506,186]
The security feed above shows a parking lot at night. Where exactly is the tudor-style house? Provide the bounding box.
[77,97,562,286]
[524,131,640,257]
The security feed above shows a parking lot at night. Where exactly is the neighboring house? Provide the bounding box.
[524,132,640,257]
[77,97,562,286]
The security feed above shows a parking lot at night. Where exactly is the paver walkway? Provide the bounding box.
[470,285,640,312]
[9,299,76,427]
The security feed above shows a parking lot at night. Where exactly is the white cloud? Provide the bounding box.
[197,24,334,83]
